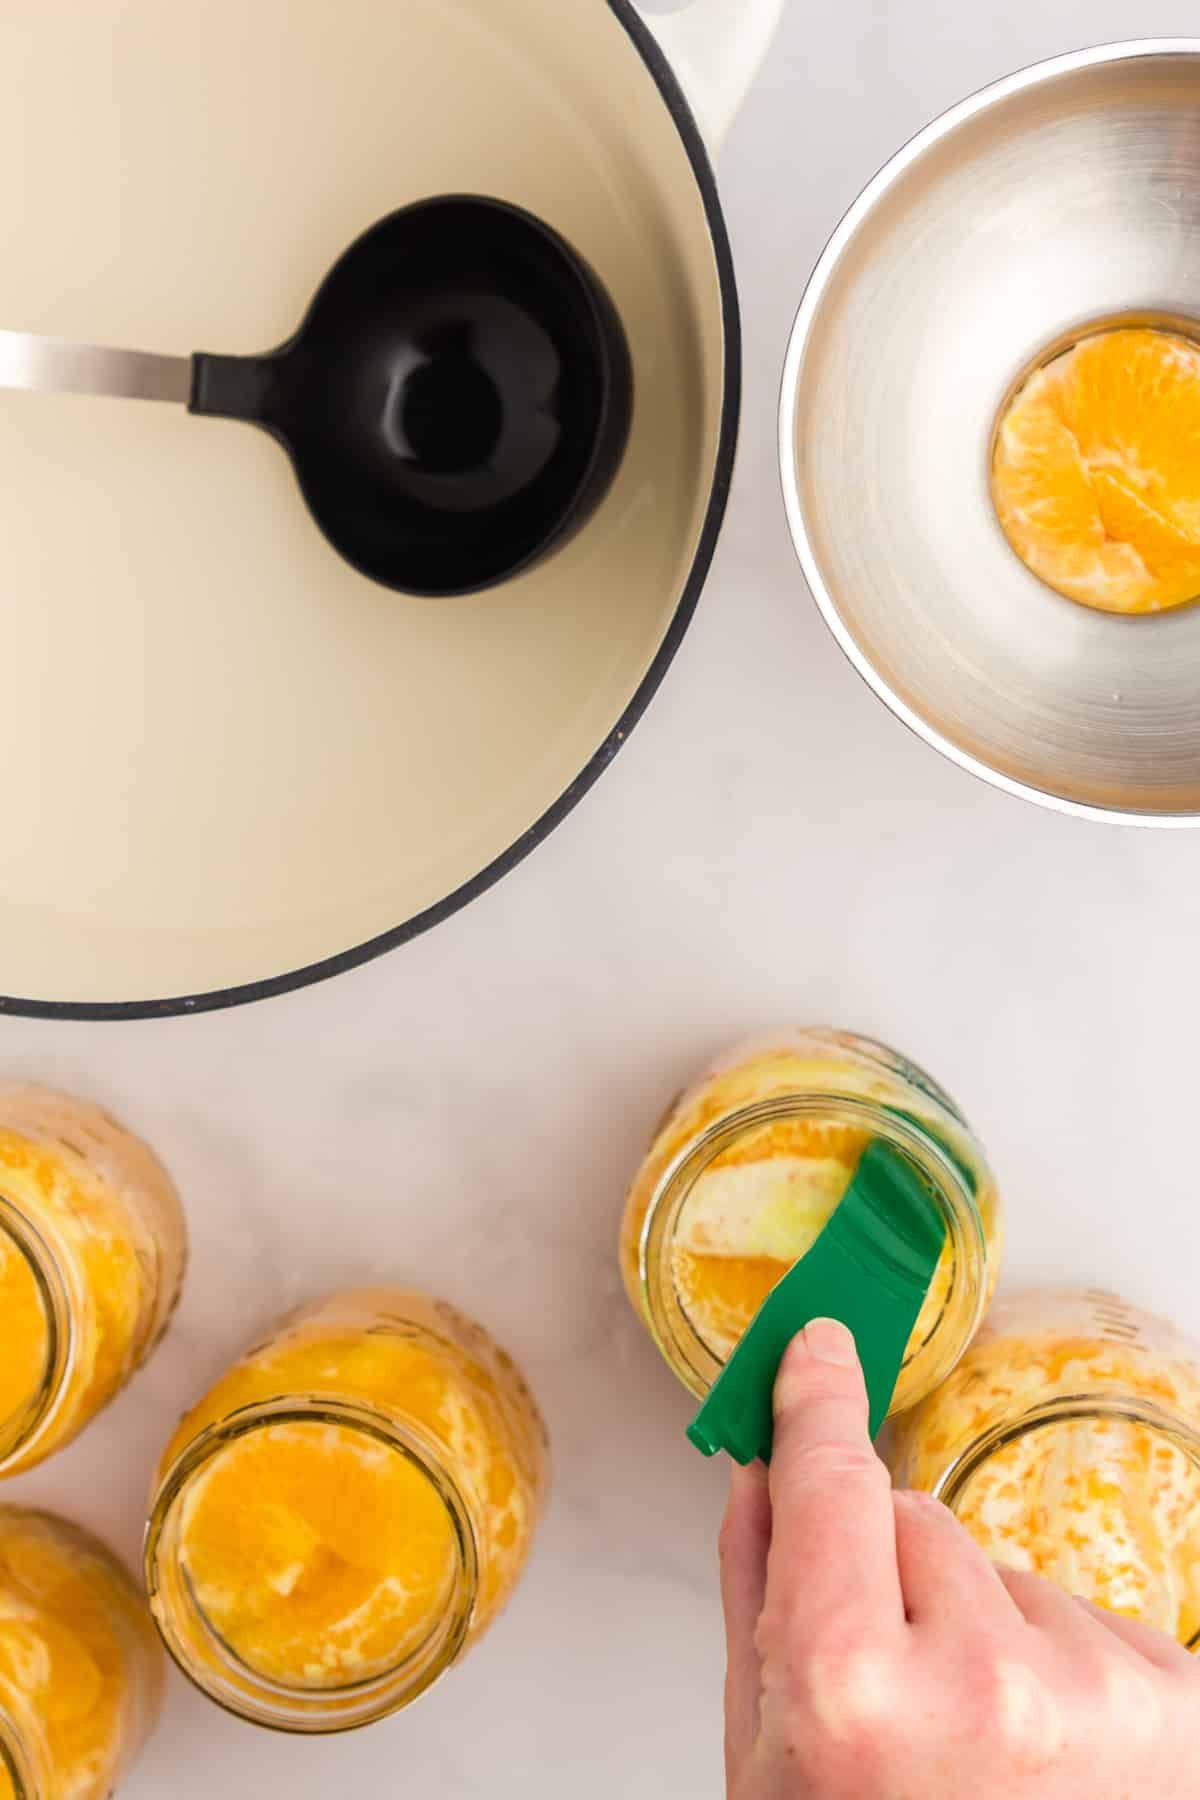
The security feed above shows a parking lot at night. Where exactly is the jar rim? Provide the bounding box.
[144,1396,480,1732]
[0,1195,74,1473]
[0,1683,51,1799]
[933,1392,1200,1652]
[637,1091,988,1410]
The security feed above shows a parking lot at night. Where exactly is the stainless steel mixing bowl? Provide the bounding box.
[780,41,1200,825]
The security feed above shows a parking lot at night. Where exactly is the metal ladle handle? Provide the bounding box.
[0,328,191,404]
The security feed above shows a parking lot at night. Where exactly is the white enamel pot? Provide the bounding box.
[0,0,782,1014]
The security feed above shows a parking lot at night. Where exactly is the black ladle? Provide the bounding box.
[0,197,634,596]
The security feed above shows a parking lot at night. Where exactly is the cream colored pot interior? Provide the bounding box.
[0,0,725,1005]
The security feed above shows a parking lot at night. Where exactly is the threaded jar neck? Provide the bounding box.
[0,1195,74,1474]
[638,1091,986,1414]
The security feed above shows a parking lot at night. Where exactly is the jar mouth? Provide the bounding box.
[934,1394,1200,1653]
[638,1093,986,1414]
[0,1196,72,1473]
[144,1398,479,1732]
[0,1685,47,1800]
[0,1732,23,1800]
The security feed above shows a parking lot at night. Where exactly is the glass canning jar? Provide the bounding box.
[620,1030,1002,1419]
[887,1288,1200,1648]
[0,1086,186,1477]
[0,1507,164,1800]
[145,1287,549,1730]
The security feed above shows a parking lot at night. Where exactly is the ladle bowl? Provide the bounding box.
[0,195,633,596]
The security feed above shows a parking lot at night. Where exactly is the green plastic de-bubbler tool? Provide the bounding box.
[687,1137,948,1464]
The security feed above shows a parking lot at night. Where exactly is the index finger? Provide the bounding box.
[766,1318,904,1636]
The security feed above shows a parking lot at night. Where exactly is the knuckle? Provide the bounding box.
[1096,1657,1164,1745]
[803,1635,903,1735]
[779,1439,887,1490]
[776,1358,863,1412]
[774,1709,891,1792]
[963,1652,1068,1763]
[759,1629,907,1790]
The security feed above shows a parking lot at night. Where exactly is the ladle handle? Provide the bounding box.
[0,329,191,403]
[0,332,281,425]
[189,353,278,426]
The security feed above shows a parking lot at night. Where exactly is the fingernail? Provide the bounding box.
[898,1487,945,1515]
[802,1317,858,1366]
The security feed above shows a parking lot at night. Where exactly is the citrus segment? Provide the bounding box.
[992,327,1200,613]
[177,1420,459,1689]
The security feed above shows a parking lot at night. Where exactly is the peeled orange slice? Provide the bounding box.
[992,327,1200,614]
[178,1421,458,1687]
[672,1117,866,1356]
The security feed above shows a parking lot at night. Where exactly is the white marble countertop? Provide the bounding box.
[8,1,1200,1793]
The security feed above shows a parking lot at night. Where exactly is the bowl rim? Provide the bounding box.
[0,0,743,1019]
[778,37,1200,829]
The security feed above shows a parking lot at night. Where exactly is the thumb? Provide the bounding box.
[766,1319,903,1636]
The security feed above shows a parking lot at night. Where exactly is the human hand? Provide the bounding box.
[720,1317,1200,1799]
